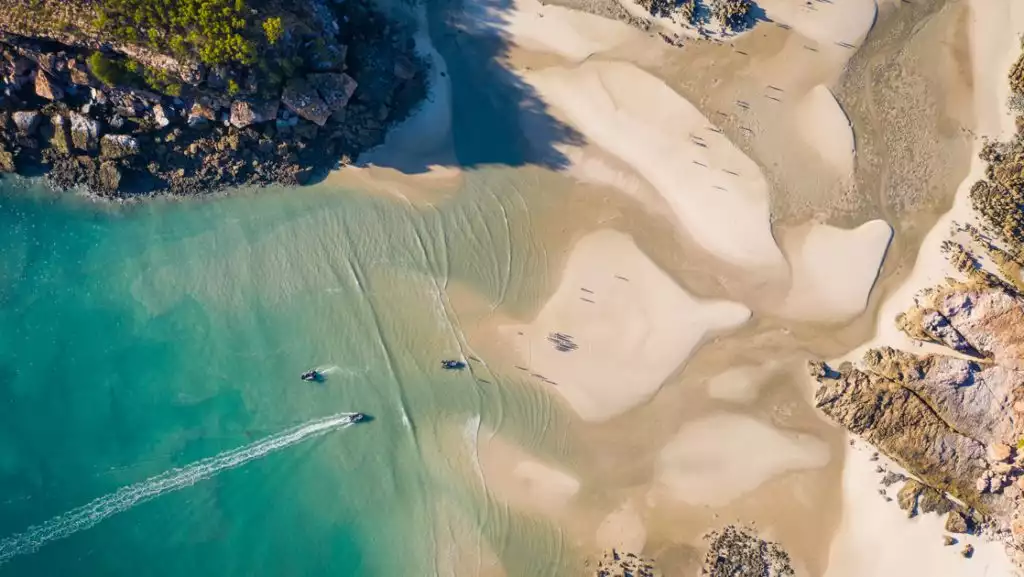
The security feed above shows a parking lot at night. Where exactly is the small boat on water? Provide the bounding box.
[300,369,323,382]
[349,412,367,423]
[441,359,466,370]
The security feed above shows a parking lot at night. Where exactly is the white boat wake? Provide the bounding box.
[0,412,360,565]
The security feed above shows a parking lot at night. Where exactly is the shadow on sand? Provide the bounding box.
[324,0,586,177]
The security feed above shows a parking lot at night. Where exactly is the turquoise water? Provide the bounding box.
[0,176,575,576]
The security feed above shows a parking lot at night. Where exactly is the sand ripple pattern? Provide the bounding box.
[0,413,359,565]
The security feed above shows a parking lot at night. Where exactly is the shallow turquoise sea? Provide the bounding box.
[0,176,575,576]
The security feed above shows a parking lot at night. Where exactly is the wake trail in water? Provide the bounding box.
[0,412,359,566]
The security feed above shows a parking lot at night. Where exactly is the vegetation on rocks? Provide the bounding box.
[95,0,257,66]
[0,0,427,195]
[87,52,127,86]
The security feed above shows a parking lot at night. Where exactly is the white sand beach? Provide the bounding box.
[501,229,751,422]
[526,60,789,274]
[823,445,1018,577]
[774,219,893,323]
[464,0,646,63]
[650,412,831,507]
[797,85,856,180]
[819,1,1024,575]
[757,0,877,51]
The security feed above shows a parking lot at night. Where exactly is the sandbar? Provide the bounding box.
[502,229,750,422]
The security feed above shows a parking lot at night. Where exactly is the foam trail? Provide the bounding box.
[0,412,358,565]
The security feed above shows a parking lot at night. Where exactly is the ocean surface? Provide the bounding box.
[0,175,577,577]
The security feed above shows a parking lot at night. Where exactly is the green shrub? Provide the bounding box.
[96,0,258,66]
[87,52,126,86]
[143,65,185,96]
[227,78,240,96]
[262,17,283,45]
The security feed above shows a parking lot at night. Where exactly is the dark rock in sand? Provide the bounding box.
[945,510,972,534]
[896,480,924,517]
[880,471,907,486]
[700,525,794,577]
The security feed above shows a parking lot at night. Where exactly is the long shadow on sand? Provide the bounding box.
[376,0,585,174]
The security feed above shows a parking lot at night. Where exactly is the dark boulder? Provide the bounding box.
[281,79,331,126]
[35,71,64,100]
[307,72,358,112]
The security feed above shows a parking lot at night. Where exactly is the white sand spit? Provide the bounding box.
[823,446,1016,577]
[774,219,892,323]
[527,61,788,273]
[464,0,643,63]
[758,0,877,49]
[797,85,856,179]
[595,499,647,552]
[652,413,830,507]
[502,229,750,422]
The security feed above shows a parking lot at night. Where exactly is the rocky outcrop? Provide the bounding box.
[307,72,358,113]
[229,99,279,129]
[814,359,1009,514]
[12,110,39,134]
[69,112,99,151]
[700,525,793,576]
[281,78,332,126]
[0,0,426,195]
[99,134,138,159]
[34,70,63,100]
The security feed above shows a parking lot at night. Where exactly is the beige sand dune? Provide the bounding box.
[651,412,831,507]
[758,0,877,49]
[527,60,788,273]
[797,85,856,180]
[502,229,750,422]
[774,219,892,323]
